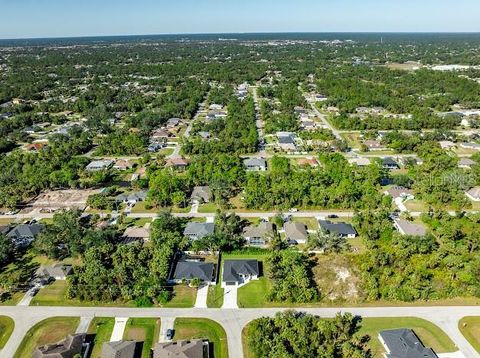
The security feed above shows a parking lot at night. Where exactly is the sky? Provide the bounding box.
[0,0,479,39]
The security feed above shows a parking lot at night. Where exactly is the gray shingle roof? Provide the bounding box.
[243,222,274,239]
[379,329,437,358]
[173,261,214,282]
[183,222,215,239]
[283,221,308,242]
[223,260,259,283]
[101,340,136,358]
[244,157,267,169]
[318,220,357,236]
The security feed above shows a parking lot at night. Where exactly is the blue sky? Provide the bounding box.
[0,0,479,39]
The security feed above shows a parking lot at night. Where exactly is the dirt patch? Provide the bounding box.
[312,254,363,302]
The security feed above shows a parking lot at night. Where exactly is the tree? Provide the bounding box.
[307,230,350,253]
[0,234,14,267]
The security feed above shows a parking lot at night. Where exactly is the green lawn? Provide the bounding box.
[174,318,228,358]
[459,316,480,353]
[162,285,197,308]
[198,202,218,213]
[87,317,115,358]
[0,316,14,348]
[207,284,224,308]
[291,216,318,230]
[123,318,161,358]
[359,317,457,357]
[14,317,80,358]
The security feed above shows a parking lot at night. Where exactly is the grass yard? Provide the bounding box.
[174,318,228,358]
[207,284,225,308]
[87,317,115,358]
[198,202,218,213]
[123,318,161,358]
[0,316,14,348]
[162,285,197,308]
[359,317,456,357]
[291,216,318,230]
[459,316,480,353]
[14,317,80,358]
[0,292,24,306]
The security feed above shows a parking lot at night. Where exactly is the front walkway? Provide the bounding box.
[194,284,208,308]
[110,317,128,341]
[75,316,93,333]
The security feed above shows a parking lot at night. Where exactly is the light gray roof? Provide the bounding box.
[153,339,205,358]
[173,261,214,282]
[379,329,437,358]
[36,264,73,279]
[191,186,212,202]
[459,158,476,166]
[244,157,267,169]
[223,260,259,283]
[86,159,114,171]
[183,222,215,239]
[385,186,414,199]
[394,219,427,236]
[243,222,274,239]
[101,340,136,358]
[283,221,308,241]
[7,224,42,239]
[318,220,357,236]
[115,191,148,202]
[467,186,480,199]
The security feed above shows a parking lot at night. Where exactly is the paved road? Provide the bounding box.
[302,90,343,141]
[1,305,480,358]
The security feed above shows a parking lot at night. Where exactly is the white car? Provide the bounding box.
[288,208,298,213]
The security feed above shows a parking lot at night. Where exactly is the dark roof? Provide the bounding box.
[223,260,259,283]
[7,224,42,239]
[383,157,399,167]
[278,136,295,144]
[318,220,357,236]
[173,261,214,282]
[32,333,85,358]
[101,340,136,358]
[379,329,437,358]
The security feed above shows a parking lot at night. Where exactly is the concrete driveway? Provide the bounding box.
[221,284,238,309]
[110,317,128,341]
[159,317,175,342]
[75,316,93,334]
[194,284,208,308]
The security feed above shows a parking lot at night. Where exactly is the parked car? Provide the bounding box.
[166,329,174,340]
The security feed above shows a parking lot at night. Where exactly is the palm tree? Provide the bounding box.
[307,230,350,253]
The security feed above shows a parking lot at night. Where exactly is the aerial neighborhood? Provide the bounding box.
[1,25,480,358]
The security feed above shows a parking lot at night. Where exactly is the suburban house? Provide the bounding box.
[183,222,215,241]
[206,111,227,120]
[148,142,164,152]
[171,260,215,284]
[222,259,259,286]
[294,106,307,114]
[191,186,213,203]
[283,221,308,244]
[151,128,171,140]
[113,159,134,171]
[198,131,211,140]
[458,157,476,169]
[244,157,267,171]
[393,218,427,237]
[378,329,437,358]
[86,159,114,172]
[277,132,297,152]
[209,104,223,110]
[348,157,371,166]
[153,339,209,358]
[384,186,414,201]
[166,117,182,128]
[101,340,137,358]
[382,157,399,170]
[243,221,275,246]
[363,140,386,151]
[465,186,480,202]
[166,157,189,170]
[460,142,480,151]
[36,264,73,281]
[115,191,148,204]
[439,140,456,150]
[7,223,43,247]
[297,158,319,167]
[318,220,357,239]
[122,225,150,243]
[32,334,88,358]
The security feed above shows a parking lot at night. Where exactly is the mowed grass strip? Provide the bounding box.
[174,318,228,358]
[87,317,115,358]
[14,316,80,358]
[459,316,480,353]
[123,318,161,358]
[0,316,14,348]
[359,317,457,357]
[207,284,224,308]
[162,285,197,308]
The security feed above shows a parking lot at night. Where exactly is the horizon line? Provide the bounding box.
[2,30,480,42]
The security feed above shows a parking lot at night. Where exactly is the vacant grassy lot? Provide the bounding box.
[359,317,456,357]
[0,316,14,348]
[198,202,218,213]
[174,318,228,358]
[162,285,197,308]
[459,316,480,353]
[14,317,80,358]
[87,317,115,358]
[123,318,161,358]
